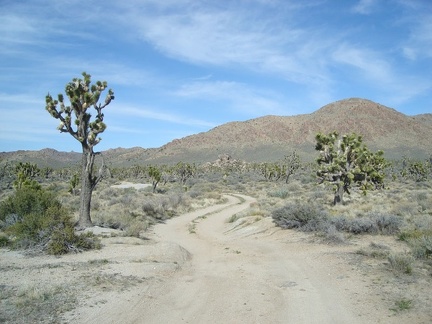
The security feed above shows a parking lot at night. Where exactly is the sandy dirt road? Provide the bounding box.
[63,193,427,324]
[141,194,364,324]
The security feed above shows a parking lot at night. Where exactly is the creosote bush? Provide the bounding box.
[0,187,100,255]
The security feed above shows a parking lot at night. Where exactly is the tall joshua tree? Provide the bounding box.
[45,72,114,228]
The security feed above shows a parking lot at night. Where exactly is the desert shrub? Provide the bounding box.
[415,191,428,202]
[48,227,101,255]
[92,208,150,237]
[388,252,415,274]
[332,216,378,234]
[331,213,402,235]
[272,202,329,231]
[321,224,347,244]
[356,242,390,258]
[188,190,201,199]
[311,188,328,200]
[140,192,191,221]
[346,217,378,234]
[398,228,432,242]
[142,199,162,218]
[0,232,9,246]
[0,187,99,254]
[0,187,60,226]
[370,213,403,234]
[286,181,301,192]
[267,188,289,199]
[407,235,432,259]
[390,201,418,217]
[227,214,240,223]
[124,220,149,237]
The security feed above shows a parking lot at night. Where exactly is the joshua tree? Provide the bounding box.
[174,162,195,185]
[148,165,161,193]
[13,162,41,190]
[315,131,387,205]
[45,72,114,228]
[283,150,300,183]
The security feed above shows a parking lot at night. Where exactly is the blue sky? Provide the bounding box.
[0,0,431,152]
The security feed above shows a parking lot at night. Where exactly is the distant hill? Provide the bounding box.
[1,98,431,167]
[149,98,431,163]
[0,148,82,169]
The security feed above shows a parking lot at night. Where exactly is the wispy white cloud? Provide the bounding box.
[0,105,58,145]
[175,80,286,116]
[115,1,330,86]
[107,126,152,135]
[351,0,377,14]
[402,15,432,60]
[332,45,392,82]
[332,43,431,104]
[113,105,216,128]
[0,93,41,105]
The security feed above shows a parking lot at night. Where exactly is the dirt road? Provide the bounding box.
[65,194,425,324]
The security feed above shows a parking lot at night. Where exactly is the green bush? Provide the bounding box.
[0,187,100,255]
[0,233,9,247]
[0,188,60,225]
[48,227,101,255]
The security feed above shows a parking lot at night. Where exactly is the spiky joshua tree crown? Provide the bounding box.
[45,72,114,150]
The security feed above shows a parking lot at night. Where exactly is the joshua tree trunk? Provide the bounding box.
[77,145,99,228]
[333,182,344,205]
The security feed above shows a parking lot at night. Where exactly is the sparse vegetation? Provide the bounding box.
[0,138,432,322]
[391,298,413,312]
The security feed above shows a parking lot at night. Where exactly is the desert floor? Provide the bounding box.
[1,191,431,323]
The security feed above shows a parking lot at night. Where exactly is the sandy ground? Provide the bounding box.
[110,182,152,190]
[1,192,431,323]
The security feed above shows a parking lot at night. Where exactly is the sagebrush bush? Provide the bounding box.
[332,216,378,234]
[321,224,347,244]
[371,213,403,234]
[331,213,402,235]
[272,202,328,231]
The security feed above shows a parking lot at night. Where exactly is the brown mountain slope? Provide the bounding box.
[413,113,432,127]
[150,98,431,163]
[1,98,430,167]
